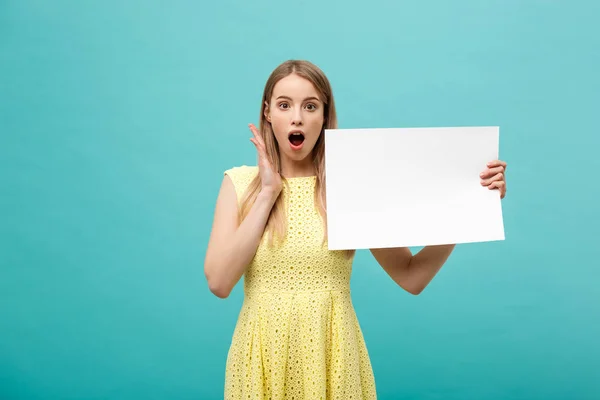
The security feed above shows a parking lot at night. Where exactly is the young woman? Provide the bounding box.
[204,60,508,399]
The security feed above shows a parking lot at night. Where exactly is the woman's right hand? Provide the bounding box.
[249,123,282,197]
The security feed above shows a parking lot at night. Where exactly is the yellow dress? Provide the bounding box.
[223,165,377,400]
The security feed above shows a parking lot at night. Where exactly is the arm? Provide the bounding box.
[204,175,279,298]
[371,158,508,295]
[370,244,455,295]
[204,123,283,298]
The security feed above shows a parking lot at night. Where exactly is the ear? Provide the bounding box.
[264,101,271,122]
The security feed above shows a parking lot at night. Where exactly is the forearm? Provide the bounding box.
[206,189,278,296]
[406,244,456,293]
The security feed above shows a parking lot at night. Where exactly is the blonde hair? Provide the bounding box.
[239,60,353,257]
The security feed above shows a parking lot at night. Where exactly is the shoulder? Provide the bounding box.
[224,165,258,183]
[223,165,258,200]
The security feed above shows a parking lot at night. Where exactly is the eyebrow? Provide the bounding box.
[276,95,321,102]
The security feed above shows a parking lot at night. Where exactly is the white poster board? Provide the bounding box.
[324,126,505,250]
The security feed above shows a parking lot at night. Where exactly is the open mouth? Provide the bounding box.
[288,132,305,147]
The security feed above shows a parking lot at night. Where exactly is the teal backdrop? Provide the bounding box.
[1,0,599,399]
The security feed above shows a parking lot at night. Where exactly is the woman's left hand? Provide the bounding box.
[480,160,507,199]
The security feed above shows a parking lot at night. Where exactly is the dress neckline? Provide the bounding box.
[283,175,316,180]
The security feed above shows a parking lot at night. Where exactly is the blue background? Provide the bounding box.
[1,0,599,399]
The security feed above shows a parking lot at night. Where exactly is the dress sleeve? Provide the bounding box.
[224,165,259,204]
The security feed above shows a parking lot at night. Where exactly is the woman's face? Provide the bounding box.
[265,73,325,163]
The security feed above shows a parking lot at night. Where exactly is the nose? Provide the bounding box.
[291,107,303,126]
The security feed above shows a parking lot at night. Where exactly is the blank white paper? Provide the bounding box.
[324,126,505,250]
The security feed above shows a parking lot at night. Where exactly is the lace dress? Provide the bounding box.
[223,165,377,400]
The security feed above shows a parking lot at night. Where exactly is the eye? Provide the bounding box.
[305,103,318,111]
[278,102,289,109]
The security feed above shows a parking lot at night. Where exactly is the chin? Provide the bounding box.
[285,150,311,161]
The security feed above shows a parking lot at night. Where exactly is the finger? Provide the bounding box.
[250,125,269,157]
[487,159,507,170]
[488,180,506,198]
[248,123,262,142]
[480,166,505,179]
[248,123,259,143]
[248,123,265,146]
[481,172,504,186]
[250,137,266,158]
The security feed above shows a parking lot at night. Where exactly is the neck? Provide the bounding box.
[279,154,315,178]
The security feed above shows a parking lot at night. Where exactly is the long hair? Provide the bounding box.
[239,60,353,257]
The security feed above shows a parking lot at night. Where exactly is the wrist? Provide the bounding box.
[258,187,280,202]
